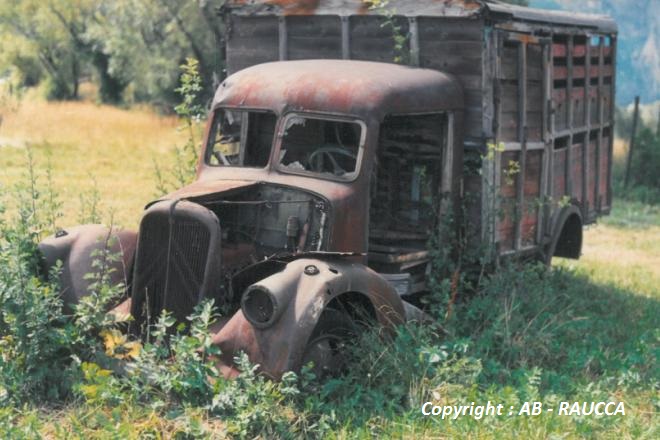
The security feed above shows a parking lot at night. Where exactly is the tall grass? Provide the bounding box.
[0,97,188,228]
[0,157,656,437]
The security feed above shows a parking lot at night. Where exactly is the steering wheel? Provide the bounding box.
[307,146,357,176]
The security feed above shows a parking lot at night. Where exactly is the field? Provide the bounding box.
[0,95,188,228]
[0,98,658,438]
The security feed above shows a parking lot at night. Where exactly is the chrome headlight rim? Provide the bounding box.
[241,285,278,329]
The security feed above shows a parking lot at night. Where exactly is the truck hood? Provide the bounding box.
[157,179,260,202]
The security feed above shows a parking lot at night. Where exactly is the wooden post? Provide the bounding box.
[624,96,640,188]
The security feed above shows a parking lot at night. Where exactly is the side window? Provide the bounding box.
[370,113,448,245]
[206,109,276,168]
[278,116,363,181]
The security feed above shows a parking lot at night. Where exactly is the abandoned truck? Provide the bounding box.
[39,0,617,378]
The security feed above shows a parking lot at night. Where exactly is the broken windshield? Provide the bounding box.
[278,115,363,181]
[206,109,277,167]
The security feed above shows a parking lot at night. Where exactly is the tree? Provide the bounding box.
[0,0,223,105]
[0,0,82,99]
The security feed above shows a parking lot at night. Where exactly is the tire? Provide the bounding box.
[301,308,357,378]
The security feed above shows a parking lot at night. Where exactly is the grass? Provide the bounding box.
[0,97,658,438]
[572,202,660,295]
[0,94,187,228]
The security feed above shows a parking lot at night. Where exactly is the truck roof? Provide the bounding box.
[213,60,463,120]
[223,0,617,34]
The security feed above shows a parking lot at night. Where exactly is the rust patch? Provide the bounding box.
[265,0,321,15]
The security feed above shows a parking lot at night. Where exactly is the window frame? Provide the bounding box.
[274,112,367,183]
[204,107,278,169]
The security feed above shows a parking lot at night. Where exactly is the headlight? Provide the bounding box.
[241,285,277,328]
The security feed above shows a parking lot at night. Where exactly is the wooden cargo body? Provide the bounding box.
[221,0,617,260]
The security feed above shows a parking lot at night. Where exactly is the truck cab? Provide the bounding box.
[128,60,463,376]
[190,60,463,256]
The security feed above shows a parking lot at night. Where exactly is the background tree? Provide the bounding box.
[0,0,82,99]
[0,0,223,105]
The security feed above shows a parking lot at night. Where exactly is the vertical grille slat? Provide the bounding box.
[164,221,210,322]
[131,201,222,334]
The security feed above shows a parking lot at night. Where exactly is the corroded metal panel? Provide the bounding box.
[224,0,483,17]
[214,60,464,120]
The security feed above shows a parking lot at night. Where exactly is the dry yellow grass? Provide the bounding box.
[559,197,660,298]
[0,98,189,228]
[576,224,660,297]
[613,138,627,161]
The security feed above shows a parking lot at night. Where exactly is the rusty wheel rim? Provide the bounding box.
[302,333,349,377]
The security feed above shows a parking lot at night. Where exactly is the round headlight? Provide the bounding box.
[241,286,276,328]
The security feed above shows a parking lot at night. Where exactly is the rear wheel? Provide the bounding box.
[301,308,357,378]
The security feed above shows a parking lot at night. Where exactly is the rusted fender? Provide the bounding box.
[209,257,406,379]
[38,225,136,313]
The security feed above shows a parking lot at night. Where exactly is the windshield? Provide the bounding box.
[278,116,363,181]
[206,109,277,167]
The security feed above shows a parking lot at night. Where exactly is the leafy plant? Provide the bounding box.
[155,58,206,195]
[0,149,129,404]
[364,1,410,64]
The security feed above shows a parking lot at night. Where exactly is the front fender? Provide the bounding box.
[38,225,137,313]
[210,257,405,378]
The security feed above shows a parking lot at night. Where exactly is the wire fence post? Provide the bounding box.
[624,96,640,188]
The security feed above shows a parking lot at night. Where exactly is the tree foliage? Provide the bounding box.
[0,0,222,105]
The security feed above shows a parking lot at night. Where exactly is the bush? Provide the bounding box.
[629,127,660,191]
[0,149,125,404]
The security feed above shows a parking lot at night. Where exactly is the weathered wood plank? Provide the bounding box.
[553,148,567,197]
[417,18,483,41]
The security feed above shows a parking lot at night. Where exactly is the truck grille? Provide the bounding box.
[131,200,222,333]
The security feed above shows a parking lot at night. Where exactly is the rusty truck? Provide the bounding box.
[39,0,617,378]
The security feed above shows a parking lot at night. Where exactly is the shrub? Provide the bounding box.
[0,149,125,404]
[154,58,206,196]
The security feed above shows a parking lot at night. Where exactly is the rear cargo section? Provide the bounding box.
[221,0,617,260]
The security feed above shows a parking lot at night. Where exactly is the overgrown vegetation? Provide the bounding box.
[154,58,206,195]
[1,159,658,436]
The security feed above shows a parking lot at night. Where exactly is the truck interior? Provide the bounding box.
[278,115,362,180]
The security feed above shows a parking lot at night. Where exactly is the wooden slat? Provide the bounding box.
[287,16,342,60]
[565,36,575,196]
[417,18,482,41]
[515,42,527,249]
[553,148,567,197]
[554,65,610,80]
[229,16,280,38]
[570,142,583,202]
[587,136,597,213]
[552,43,567,57]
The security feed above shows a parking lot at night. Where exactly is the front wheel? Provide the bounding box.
[301,308,357,378]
